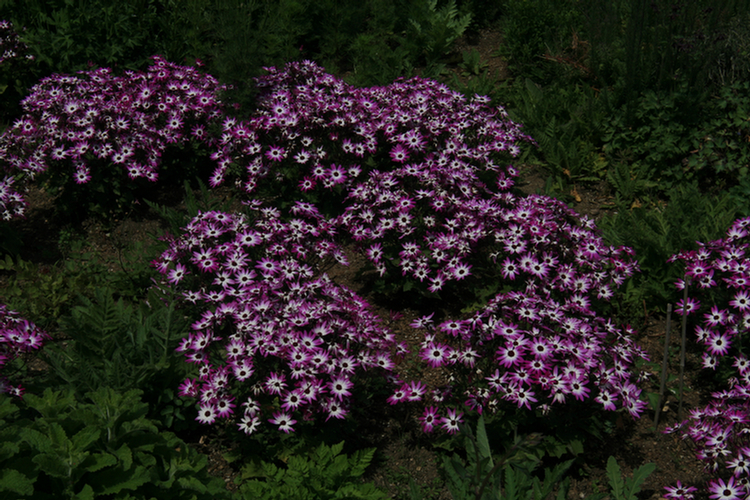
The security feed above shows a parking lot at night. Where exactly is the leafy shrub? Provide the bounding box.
[0,0,192,74]
[41,288,194,429]
[441,415,576,500]
[0,387,231,499]
[238,441,386,500]
[508,78,607,187]
[499,0,581,82]
[0,20,35,128]
[0,253,104,330]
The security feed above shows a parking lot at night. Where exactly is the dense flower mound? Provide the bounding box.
[153,205,404,434]
[0,19,33,65]
[399,193,647,433]
[0,304,48,397]
[664,217,750,500]
[177,61,648,434]
[211,60,533,288]
[0,55,226,219]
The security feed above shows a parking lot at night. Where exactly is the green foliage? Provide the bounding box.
[500,0,581,82]
[41,288,194,429]
[604,456,655,500]
[405,0,471,69]
[0,253,101,330]
[146,178,240,238]
[508,78,607,187]
[599,183,737,317]
[581,0,750,110]
[601,83,703,192]
[440,415,575,500]
[238,441,386,500]
[0,0,194,74]
[0,229,162,330]
[0,387,231,499]
[459,49,488,76]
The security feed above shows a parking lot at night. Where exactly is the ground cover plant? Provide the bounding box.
[1,2,750,499]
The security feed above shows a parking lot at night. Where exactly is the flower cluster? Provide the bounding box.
[0,55,225,218]
[0,304,48,397]
[162,60,646,435]
[210,60,533,289]
[153,204,404,434]
[0,20,33,65]
[665,217,750,500]
[402,193,647,433]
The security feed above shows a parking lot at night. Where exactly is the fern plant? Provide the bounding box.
[599,182,737,317]
[41,287,194,429]
[0,387,231,499]
[405,0,472,69]
[238,441,386,500]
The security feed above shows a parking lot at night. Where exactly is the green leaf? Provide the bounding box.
[0,468,35,495]
[71,426,100,451]
[606,456,624,500]
[475,415,493,467]
[73,483,95,500]
[32,452,71,479]
[624,462,656,499]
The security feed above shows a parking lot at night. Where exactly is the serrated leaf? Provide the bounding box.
[113,443,133,471]
[73,483,95,500]
[71,426,100,451]
[20,427,54,454]
[606,456,624,500]
[79,452,117,473]
[0,468,35,495]
[92,464,150,495]
[32,452,71,478]
[624,462,656,499]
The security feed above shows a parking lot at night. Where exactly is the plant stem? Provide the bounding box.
[654,303,672,428]
[678,278,689,421]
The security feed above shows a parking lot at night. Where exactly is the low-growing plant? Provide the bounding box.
[41,288,194,429]
[441,415,575,500]
[604,456,656,500]
[0,253,105,330]
[0,387,231,499]
[237,440,386,500]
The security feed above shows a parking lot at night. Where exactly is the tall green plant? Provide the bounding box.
[0,0,193,74]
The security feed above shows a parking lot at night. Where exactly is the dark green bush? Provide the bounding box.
[0,387,231,499]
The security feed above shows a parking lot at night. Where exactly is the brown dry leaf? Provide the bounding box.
[570,187,582,202]
[631,199,642,209]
